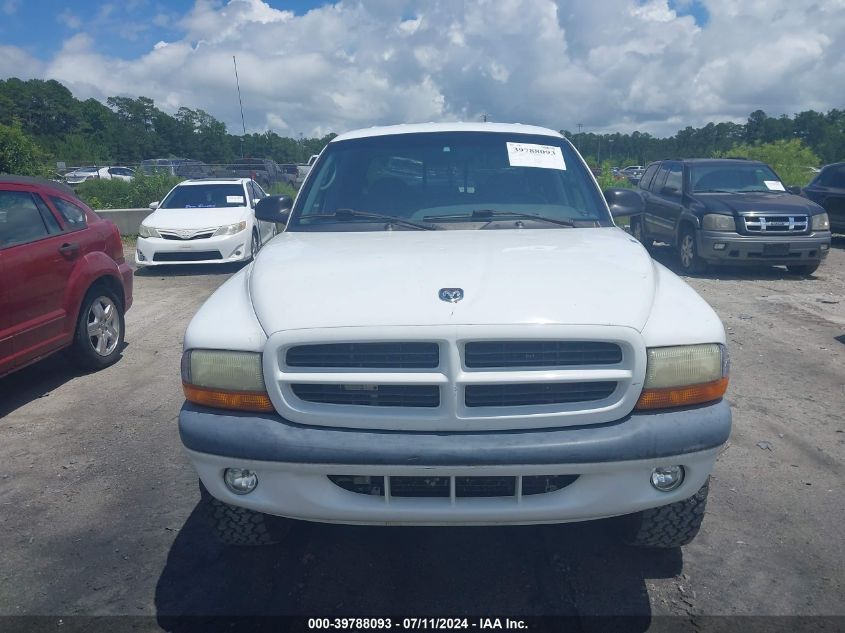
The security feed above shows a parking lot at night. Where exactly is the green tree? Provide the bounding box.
[717,139,820,187]
[0,122,45,175]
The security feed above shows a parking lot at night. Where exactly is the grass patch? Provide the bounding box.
[76,172,183,210]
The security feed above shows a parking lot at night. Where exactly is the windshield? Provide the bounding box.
[289,132,610,231]
[691,163,783,193]
[159,184,247,209]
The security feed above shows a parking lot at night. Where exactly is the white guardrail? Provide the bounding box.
[95,208,151,236]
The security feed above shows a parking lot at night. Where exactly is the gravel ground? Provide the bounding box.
[0,238,843,631]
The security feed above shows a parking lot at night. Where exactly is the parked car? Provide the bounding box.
[140,158,211,179]
[278,164,299,187]
[63,166,135,185]
[620,165,645,185]
[178,122,731,549]
[801,161,845,233]
[632,158,831,275]
[230,158,281,189]
[0,175,133,378]
[135,178,276,266]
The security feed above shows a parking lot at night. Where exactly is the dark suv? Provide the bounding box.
[802,162,845,233]
[633,159,831,275]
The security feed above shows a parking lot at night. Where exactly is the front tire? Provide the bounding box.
[678,228,707,274]
[248,229,260,261]
[199,481,292,546]
[787,263,820,276]
[630,217,653,250]
[619,479,710,548]
[68,286,125,371]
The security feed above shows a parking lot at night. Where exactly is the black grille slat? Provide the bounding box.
[465,381,616,407]
[522,475,580,495]
[292,384,440,407]
[287,343,439,368]
[390,476,450,497]
[455,476,516,497]
[465,341,622,368]
[153,250,222,262]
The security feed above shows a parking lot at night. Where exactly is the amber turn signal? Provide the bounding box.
[182,383,274,412]
[635,377,728,411]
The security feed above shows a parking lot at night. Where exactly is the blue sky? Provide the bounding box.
[0,1,841,138]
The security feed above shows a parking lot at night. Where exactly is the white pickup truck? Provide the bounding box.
[178,123,731,547]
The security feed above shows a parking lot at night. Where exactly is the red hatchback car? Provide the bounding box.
[0,176,133,378]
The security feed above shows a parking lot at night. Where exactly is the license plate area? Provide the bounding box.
[763,243,790,256]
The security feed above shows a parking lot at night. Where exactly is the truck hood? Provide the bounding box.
[694,192,818,214]
[249,228,658,333]
[144,207,250,230]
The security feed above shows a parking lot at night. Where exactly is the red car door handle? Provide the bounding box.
[59,242,80,257]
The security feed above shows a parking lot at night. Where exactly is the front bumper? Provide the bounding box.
[135,232,249,266]
[179,400,731,525]
[698,230,831,265]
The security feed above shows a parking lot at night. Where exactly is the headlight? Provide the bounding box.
[636,344,729,410]
[811,213,830,231]
[138,224,160,238]
[213,221,247,237]
[701,214,736,231]
[181,349,273,412]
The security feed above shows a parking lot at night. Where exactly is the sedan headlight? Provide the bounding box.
[636,344,729,410]
[701,214,736,232]
[181,349,273,412]
[811,213,830,231]
[138,224,160,238]
[213,221,247,237]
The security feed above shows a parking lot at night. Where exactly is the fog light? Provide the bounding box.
[136,250,146,261]
[224,468,258,495]
[820,244,829,251]
[713,243,726,251]
[651,466,684,492]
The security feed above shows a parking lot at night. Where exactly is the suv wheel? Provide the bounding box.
[787,263,820,276]
[630,217,653,250]
[678,229,706,274]
[619,479,710,548]
[69,286,125,371]
[199,481,291,546]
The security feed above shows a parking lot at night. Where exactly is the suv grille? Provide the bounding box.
[742,214,808,233]
[287,342,439,368]
[465,341,622,368]
[328,474,580,499]
[291,384,440,407]
[465,381,616,407]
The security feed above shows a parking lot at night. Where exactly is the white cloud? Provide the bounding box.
[0,45,43,79]
[19,0,844,138]
[57,9,83,30]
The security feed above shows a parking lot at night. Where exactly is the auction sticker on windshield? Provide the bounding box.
[764,180,786,191]
[506,142,566,170]
[226,195,245,204]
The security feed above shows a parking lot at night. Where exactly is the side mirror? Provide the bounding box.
[786,185,802,195]
[149,201,159,210]
[255,195,293,224]
[660,185,680,196]
[604,188,644,218]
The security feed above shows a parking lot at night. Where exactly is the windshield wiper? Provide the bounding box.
[695,189,736,194]
[422,209,576,227]
[303,208,438,230]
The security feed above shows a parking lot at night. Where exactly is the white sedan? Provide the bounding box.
[135,178,276,266]
[64,166,135,185]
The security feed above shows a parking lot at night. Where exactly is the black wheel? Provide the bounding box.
[619,479,710,548]
[678,228,706,274]
[68,285,125,371]
[199,481,292,546]
[630,217,653,250]
[787,263,820,276]
[249,229,260,260]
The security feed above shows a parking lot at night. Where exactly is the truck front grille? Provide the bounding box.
[742,214,808,233]
[465,381,617,407]
[287,342,439,368]
[328,475,580,499]
[291,384,440,407]
[464,341,622,368]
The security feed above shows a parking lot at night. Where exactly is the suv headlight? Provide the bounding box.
[181,349,273,412]
[636,344,729,410]
[139,224,160,238]
[702,214,736,232]
[811,213,830,231]
[213,221,247,237]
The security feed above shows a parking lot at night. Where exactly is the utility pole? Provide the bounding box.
[576,123,583,150]
[233,55,247,158]
[481,112,488,122]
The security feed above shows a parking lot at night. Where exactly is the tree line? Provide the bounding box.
[1,77,843,176]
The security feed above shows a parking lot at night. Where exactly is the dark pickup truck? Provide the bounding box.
[632,158,831,275]
[230,158,281,189]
